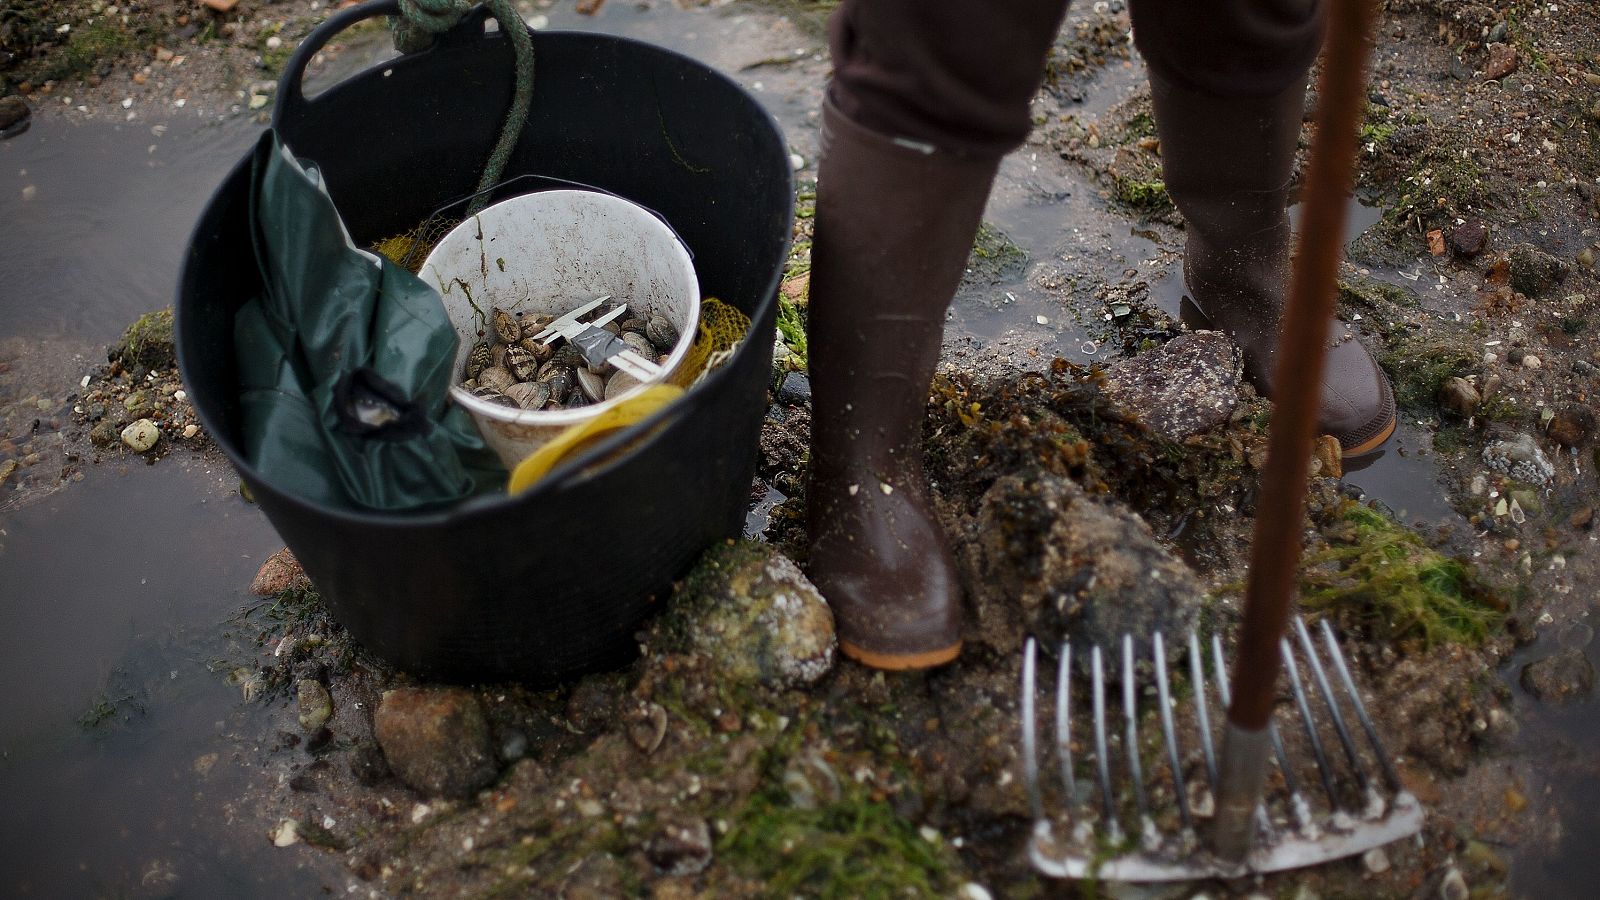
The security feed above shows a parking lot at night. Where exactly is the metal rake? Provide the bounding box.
[1019,618,1423,881]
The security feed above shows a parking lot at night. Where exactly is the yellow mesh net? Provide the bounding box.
[669,297,750,387]
[371,215,462,274]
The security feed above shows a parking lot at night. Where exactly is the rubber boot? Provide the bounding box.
[1150,72,1396,456]
[805,97,999,670]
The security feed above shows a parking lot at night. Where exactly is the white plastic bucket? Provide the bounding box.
[421,190,700,469]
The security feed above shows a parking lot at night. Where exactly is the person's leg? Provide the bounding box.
[1133,0,1396,455]
[808,0,1070,669]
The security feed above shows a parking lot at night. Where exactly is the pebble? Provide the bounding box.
[1362,847,1391,874]
[1577,360,1599,377]
[1547,405,1595,448]
[1438,376,1480,416]
[958,885,994,900]
[500,729,528,761]
[374,687,500,799]
[1481,434,1554,484]
[0,458,15,485]
[1508,244,1570,297]
[644,818,713,876]
[121,419,160,452]
[182,423,199,439]
[1522,354,1541,369]
[0,95,31,134]
[251,547,309,596]
[1484,43,1518,81]
[1520,648,1595,703]
[271,819,300,847]
[776,371,812,406]
[1438,866,1468,900]
[296,679,332,732]
[1448,219,1488,257]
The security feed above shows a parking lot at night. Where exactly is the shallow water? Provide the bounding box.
[0,1,1587,895]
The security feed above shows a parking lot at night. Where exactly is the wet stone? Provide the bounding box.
[374,687,499,799]
[1507,244,1570,297]
[644,818,713,876]
[1448,219,1489,257]
[121,418,159,452]
[0,95,30,133]
[296,679,332,732]
[968,471,1202,662]
[1481,433,1554,484]
[776,371,812,406]
[1438,376,1480,417]
[1520,648,1594,704]
[1099,332,1243,442]
[1547,405,1595,448]
[664,542,836,689]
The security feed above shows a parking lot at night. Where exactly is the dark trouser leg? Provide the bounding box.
[1132,0,1395,454]
[809,0,1070,668]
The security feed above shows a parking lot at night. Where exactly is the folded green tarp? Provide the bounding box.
[234,130,503,511]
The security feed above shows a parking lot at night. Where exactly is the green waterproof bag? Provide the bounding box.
[234,130,504,511]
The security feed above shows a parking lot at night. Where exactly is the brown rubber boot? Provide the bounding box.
[1150,72,1397,456]
[805,97,1000,670]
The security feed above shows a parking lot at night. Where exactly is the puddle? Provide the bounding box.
[0,461,337,897]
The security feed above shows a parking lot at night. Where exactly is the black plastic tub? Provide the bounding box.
[176,0,793,683]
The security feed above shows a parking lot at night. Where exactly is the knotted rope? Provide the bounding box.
[392,0,534,215]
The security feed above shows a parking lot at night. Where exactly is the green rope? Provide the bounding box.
[393,0,534,216]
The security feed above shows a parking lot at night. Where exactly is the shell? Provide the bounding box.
[605,370,642,401]
[618,316,648,335]
[491,307,521,344]
[491,342,509,370]
[520,314,554,340]
[549,345,584,371]
[464,341,492,380]
[537,364,574,404]
[470,385,517,408]
[645,315,680,352]
[477,366,516,394]
[576,367,607,403]
[518,337,554,364]
[505,381,551,410]
[505,345,539,381]
[621,331,656,360]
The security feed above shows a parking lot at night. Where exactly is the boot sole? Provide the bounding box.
[1340,413,1396,457]
[840,639,962,671]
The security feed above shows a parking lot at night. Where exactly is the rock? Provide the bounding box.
[90,421,119,447]
[1507,244,1570,297]
[374,687,500,799]
[349,740,391,786]
[1438,866,1468,900]
[1484,42,1518,80]
[271,819,300,847]
[1522,354,1541,370]
[958,885,995,900]
[296,679,332,732]
[202,0,241,12]
[1100,332,1243,442]
[782,750,842,810]
[1310,434,1342,479]
[0,458,15,485]
[625,702,669,754]
[1576,360,1598,377]
[250,547,309,596]
[0,95,30,135]
[1547,405,1595,448]
[777,371,812,406]
[1426,229,1446,256]
[969,471,1202,661]
[109,309,176,372]
[1448,220,1489,257]
[1362,846,1391,874]
[1481,434,1554,484]
[665,542,836,689]
[1571,506,1594,530]
[121,419,160,452]
[1520,649,1594,703]
[645,818,713,876]
[1438,377,1480,416]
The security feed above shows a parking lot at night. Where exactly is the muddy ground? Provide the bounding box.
[4,0,1600,898]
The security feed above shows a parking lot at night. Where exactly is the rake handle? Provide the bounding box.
[1227,0,1379,732]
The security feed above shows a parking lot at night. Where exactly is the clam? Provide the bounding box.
[477,366,516,394]
[520,314,554,340]
[470,384,517,408]
[549,345,584,370]
[537,364,574,404]
[491,307,521,344]
[491,342,509,370]
[505,345,539,381]
[464,341,492,380]
[505,381,551,411]
[576,367,607,403]
[605,370,642,401]
[618,316,648,335]
[645,314,679,352]
[518,337,554,364]
[621,331,656,360]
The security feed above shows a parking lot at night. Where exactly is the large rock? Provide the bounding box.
[1482,433,1554,484]
[374,688,499,799]
[1507,244,1569,297]
[664,542,835,689]
[250,547,310,596]
[967,471,1202,661]
[1099,332,1243,442]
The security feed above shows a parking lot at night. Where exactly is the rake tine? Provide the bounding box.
[1152,632,1191,829]
[1292,618,1370,795]
[1281,637,1339,808]
[1092,644,1122,842]
[1214,633,1289,836]
[1056,642,1078,808]
[1188,630,1219,790]
[1320,618,1404,792]
[1023,638,1043,821]
[1123,635,1150,826]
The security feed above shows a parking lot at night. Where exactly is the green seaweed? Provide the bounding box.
[1112,176,1171,213]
